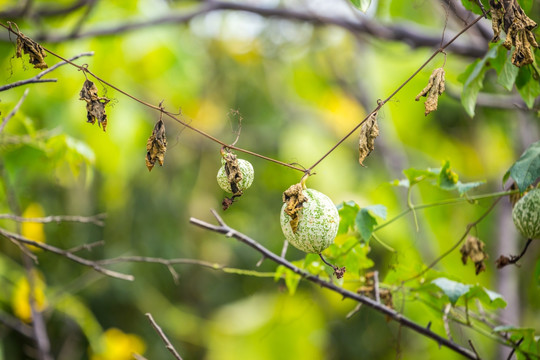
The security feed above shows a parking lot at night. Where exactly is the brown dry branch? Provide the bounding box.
[0,227,134,281]
[189,210,477,359]
[10,22,48,69]
[495,238,534,268]
[460,235,488,275]
[490,0,539,67]
[358,111,379,166]
[145,313,184,360]
[415,67,445,115]
[79,79,110,131]
[146,119,167,171]
[0,52,94,92]
[282,183,307,233]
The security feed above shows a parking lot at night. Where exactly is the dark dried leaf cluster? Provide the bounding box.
[459,236,488,275]
[415,68,445,116]
[79,80,110,132]
[358,111,379,167]
[221,150,244,210]
[15,32,48,69]
[282,183,307,233]
[357,272,393,309]
[145,119,167,172]
[490,0,539,67]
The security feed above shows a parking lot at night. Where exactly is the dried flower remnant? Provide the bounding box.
[221,151,243,196]
[282,183,307,233]
[79,80,110,132]
[13,27,48,69]
[358,111,379,167]
[490,0,539,67]
[415,68,445,115]
[145,119,167,171]
[460,236,488,275]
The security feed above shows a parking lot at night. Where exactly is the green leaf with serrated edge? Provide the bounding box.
[402,168,438,187]
[456,181,485,195]
[516,66,540,109]
[337,201,360,235]
[460,45,500,117]
[465,286,507,309]
[438,160,459,190]
[505,140,540,192]
[343,242,374,275]
[355,205,387,241]
[498,51,519,91]
[492,45,508,75]
[349,0,372,12]
[431,277,471,305]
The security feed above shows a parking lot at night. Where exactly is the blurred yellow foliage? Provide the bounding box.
[21,203,46,252]
[91,328,146,360]
[12,272,47,323]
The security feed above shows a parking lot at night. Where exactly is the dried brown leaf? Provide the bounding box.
[282,183,307,233]
[145,119,167,172]
[490,0,538,67]
[358,112,379,167]
[415,68,445,115]
[460,235,488,275]
[222,151,243,197]
[15,32,48,69]
[79,80,110,132]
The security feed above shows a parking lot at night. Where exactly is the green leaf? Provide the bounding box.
[337,201,360,235]
[342,242,374,275]
[455,181,485,195]
[460,45,500,117]
[505,140,540,192]
[516,66,540,109]
[460,0,491,16]
[349,0,372,12]
[438,160,459,190]
[355,205,387,241]
[401,168,438,187]
[275,264,302,295]
[535,260,540,286]
[431,277,470,305]
[467,286,507,309]
[498,50,519,91]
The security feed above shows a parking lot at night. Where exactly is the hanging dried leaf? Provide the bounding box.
[15,31,48,69]
[460,235,488,275]
[222,151,243,196]
[282,183,307,233]
[358,112,379,167]
[145,119,167,172]
[79,80,110,132]
[490,0,539,67]
[415,68,445,116]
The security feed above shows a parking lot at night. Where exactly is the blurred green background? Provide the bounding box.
[0,0,538,359]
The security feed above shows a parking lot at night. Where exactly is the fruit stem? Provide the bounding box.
[319,253,346,279]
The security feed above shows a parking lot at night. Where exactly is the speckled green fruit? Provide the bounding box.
[216,159,254,193]
[512,188,540,239]
[280,188,340,253]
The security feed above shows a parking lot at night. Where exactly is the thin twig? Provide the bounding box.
[0,52,94,92]
[67,240,105,253]
[0,213,106,226]
[496,238,534,268]
[145,313,184,360]
[468,339,481,359]
[0,228,134,281]
[507,337,524,360]
[443,303,454,342]
[190,211,477,359]
[0,88,29,133]
[0,310,34,338]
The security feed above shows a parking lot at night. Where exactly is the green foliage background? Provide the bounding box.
[0,0,539,359]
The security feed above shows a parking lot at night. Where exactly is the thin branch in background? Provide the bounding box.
[7,234,38,263]
[0,52,94,92]
[68,0,98,37]
[373,270,380,303]
[345,303,362,319]
[67,240,105,253]
[496,238,534,269]
[0,310,34,338]
[507,337,524,360]
[443,303,454,342]
[468,340,481,359]
[0,213,106,226]
[0,228,134,281]
[190,210,478,359]
[145,313,184,360]
[0,88,29,133]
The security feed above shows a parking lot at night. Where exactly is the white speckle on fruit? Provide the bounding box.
[280,188,339,253]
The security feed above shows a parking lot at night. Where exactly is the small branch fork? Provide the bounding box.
[190,210,478,360]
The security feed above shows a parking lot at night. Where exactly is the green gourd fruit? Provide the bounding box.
[512,188,540,239]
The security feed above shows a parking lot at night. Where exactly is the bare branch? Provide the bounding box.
[67,240,105,253]
[0,228,134,281]
[0,212,106,226]
[443,304,454,342]
[0,88,29,133]
[145,313,184,360]
[189,212,478,359]
[0,51,94,92]
[0,310,34,338]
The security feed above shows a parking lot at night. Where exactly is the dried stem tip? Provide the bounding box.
[415,68,445,116]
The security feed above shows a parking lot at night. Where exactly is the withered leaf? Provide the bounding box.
[490,0,539,67]
[460,235,488,275]
[415,68,445,116]
[282,183,307,233]
[79,80,110,132]
[358,111,379,167]
[15,31,48,69]
[222,151,243,197]
[145,119,167,171]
